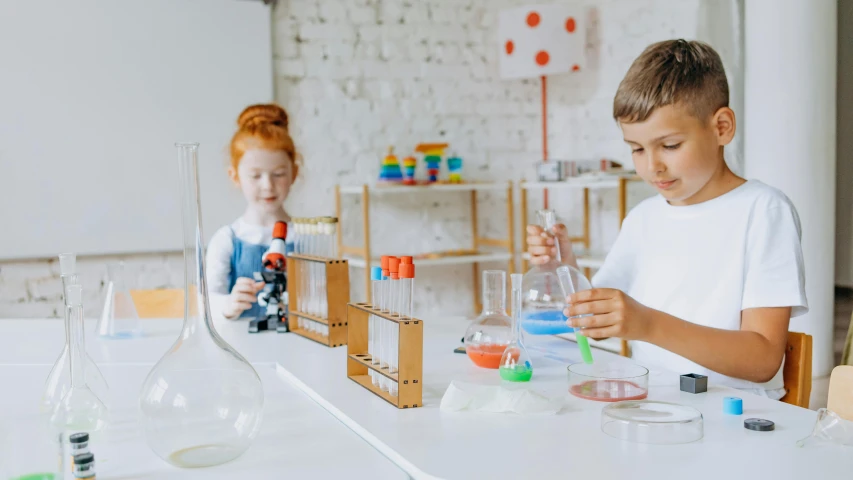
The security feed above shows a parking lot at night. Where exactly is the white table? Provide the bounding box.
[2,317,851,480]
[0,320,406,479]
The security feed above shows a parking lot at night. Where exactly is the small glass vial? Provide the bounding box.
[73,452,96,479]
[69,432,90,461]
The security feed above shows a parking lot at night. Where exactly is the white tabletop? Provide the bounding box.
[1,317,851,480]
[0,320,406,479]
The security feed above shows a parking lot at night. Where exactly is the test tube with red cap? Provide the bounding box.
[391,257,415,397]
[385,257,401,392]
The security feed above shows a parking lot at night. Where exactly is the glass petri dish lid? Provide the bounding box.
[601,400,704,444]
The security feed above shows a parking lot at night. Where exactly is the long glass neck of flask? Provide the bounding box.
[538,210,562,263]
[177,143,215,340]
[67,303,86,387]
[481,271,506,315]
[511,275,522,340]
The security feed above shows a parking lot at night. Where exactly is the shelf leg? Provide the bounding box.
[362,184,371,301]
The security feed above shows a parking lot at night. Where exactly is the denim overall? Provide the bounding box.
[227,227,268,319]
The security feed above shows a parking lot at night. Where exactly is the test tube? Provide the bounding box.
[370,266,383,386]
[378,256,391,391]
[393,257,415,397]
[387,257,401,396]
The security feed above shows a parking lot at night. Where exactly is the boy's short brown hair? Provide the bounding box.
[613,39,729,123]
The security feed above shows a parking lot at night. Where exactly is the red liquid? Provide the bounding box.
[466,344,507,369]
[570,379,648,402]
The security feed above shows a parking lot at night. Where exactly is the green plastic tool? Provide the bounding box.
[555,266,594,364]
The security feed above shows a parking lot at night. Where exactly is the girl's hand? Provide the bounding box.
[526,223,575,266]
[224,277,265,319]
[564,288,656,341]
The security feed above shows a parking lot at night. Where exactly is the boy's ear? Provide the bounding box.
[712,107,736,146]
[228,167,240,186]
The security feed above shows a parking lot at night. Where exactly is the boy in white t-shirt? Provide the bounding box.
[527,39,808,399]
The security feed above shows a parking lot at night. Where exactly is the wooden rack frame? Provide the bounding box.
[286,254,350,347]
[334,182,515,313]
[346,303,423,409]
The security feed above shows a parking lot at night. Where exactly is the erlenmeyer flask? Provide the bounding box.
[41,272,110,416]
[464,270,513,369]
[139,143,264,468]
[50,284,108,435]
[521,209,591,335]
[500,273,533,382]
[97,261,142,338]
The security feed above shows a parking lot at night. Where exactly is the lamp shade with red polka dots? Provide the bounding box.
[498,5,585,79]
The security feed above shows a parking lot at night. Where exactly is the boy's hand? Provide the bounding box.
[564,288,655,341]
[223,277,265,319]
[526,223,575,266]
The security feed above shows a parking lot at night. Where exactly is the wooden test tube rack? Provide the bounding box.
[286,253,350,347]
[346,303,423,409]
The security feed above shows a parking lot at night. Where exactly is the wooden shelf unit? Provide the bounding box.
[286,253,350,347]
[335,182,516,312]
[346,303,423,409]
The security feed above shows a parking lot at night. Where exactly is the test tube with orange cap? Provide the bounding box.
[378,255,392,392]
[387,257,402,396]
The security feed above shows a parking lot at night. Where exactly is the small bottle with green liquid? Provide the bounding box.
[499,273,533,382]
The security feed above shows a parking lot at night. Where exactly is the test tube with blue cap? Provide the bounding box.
[370,266,383,386]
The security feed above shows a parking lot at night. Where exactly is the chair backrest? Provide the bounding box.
[780,331,813,408]
[129,289,184,319]
[827,365,853,421]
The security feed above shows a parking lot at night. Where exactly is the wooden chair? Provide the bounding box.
[827,365,853,421]
[780,331,812,408]
[129,289,184,319]
[842,312,852,366]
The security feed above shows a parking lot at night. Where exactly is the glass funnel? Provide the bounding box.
[500,274,533,382]
[521,209,591,335]
[49,284,109,435]
[138,143,264,468]
[464,270,513,369]
[97,261,142,338]
[41,271,110,416]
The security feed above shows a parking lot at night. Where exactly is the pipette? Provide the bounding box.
[556,265,593,364]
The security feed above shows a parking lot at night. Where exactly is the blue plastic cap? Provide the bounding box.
[371,266,383,281]
[723,396,743,415]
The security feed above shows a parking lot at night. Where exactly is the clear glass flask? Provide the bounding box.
[50,284,109,435]
[521,209,588,335]
[500,273,533,382]
[97,261,142,338]
[138,143,264,468]
[464,270,513,369]
[41,273,110,417]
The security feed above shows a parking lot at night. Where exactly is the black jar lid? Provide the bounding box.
[73,453,94,465]
[69,432,89,444]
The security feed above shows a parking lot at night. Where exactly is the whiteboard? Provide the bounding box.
[0,0,272,259]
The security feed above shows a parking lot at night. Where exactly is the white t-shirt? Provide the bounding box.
[592,179,808,398]
[206,217,274,318]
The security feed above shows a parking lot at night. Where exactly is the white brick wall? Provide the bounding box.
[0,0,742,319]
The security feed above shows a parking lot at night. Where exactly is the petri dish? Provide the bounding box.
[601,400,704,444]
[567,362,648,402]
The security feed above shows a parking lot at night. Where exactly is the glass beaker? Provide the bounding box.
[139,143,264,468]
[464,270,513,369]
[97,262,142,338]
[41,274,110,417]
[521,209,591,335]
[49,284,109,435]
[500,273,533,382]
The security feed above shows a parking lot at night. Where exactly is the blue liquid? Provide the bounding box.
[521,310,576,335]
[102,331,142,339]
